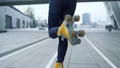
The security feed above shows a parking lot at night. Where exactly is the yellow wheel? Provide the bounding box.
[74,15,80,22]
[65,15,72,22]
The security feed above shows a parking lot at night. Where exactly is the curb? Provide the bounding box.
[0,37,49,58]
[0,30,7,33]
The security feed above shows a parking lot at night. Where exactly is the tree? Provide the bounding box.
[25,7,37,28]
[25,7,34,18]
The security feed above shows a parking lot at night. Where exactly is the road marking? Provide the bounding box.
[45,51,57,68]
[84,36,117,68]
[0,41,44,61]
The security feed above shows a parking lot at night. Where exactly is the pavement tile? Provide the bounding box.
[69,64,99,68]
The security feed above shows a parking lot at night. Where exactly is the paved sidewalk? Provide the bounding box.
[0,29,49,57]
[0,28,119,68]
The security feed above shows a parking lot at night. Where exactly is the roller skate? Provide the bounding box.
[55,61,64,68]
[57,15,85,45]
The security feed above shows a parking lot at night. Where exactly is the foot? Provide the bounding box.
[55,61,64,68]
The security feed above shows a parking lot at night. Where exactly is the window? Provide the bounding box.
[26,21,29,28]
[23,20,25,28]
[5,15,12,29]
[16,18,20,28]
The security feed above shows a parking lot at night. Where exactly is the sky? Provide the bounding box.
[14,2,108,24]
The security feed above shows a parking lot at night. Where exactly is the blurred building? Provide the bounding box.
[82,13,91,25]
[0,6,33,30]
[104,2,120,30]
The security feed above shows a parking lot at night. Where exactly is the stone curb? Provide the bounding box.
[0,37,49,58]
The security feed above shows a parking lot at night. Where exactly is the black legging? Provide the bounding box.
[48,0,77,63]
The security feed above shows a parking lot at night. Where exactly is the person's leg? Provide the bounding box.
[48,0,67,65]
[49,10,66,68]
[57,36,68,63]
[64,0,77,17]
[48,0,63,39]
[57,0,77,63]
[48,13,62,39]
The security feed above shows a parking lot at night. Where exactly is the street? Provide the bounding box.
[0,28,120,68]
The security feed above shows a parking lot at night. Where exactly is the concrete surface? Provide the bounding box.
[0,29,49,57]
[0,28,120,68]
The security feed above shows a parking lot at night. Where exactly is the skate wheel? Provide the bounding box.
[78,30,85,37]
[65,15,72,22]
[74,15,80,22]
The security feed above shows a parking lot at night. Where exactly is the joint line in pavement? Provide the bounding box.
[45,51,57,68]
[0,39,47,61]
[84,36,117,68]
